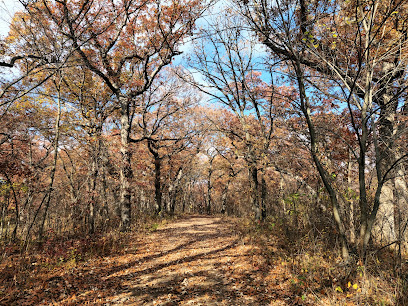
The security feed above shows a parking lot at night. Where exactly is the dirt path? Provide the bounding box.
[92,215,272,305]
[11,216,297,305]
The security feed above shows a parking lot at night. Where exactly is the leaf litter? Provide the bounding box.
[1,215,316,305]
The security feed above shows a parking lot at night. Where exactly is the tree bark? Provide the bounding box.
[375,64,399,243]
[250,165,262,221]
[394,161,407,268]
[147,140,163,215]
[221,180,230,215]
[88,137,100,234]
[119,97,133,231]
[261,172,267,220]
[169,167,182,215]
[347,149,356,245]
[206,157,214,215]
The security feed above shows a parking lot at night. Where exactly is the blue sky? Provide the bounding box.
[0,0,22,37]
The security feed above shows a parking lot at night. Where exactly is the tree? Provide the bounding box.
[185,13,290,220]
[59,67,117,234]
[237,0,408,259]
[134,70,201,215]
[1,7,78,107]
[14,0,206,230]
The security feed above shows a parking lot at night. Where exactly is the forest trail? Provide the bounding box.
[4,215,301,305]
[64,215,280,305]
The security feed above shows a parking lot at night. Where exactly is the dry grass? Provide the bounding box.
[234,215,408,305]
[1,214,407,305]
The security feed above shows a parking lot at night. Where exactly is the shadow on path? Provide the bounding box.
[26,215,295,305]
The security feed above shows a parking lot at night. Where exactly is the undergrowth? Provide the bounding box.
[0,212,179,304]
[234,216,408,305]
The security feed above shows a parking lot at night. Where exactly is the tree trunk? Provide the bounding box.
[250,165,262,221]
[38,77,63,242]
[394,156,408,268]
[154,156,162,214]
[375,65,408,252]
[2,172,19,241]
[146,140,163,215]
[261,172,267,220]
[375,76,399,244]
[88,139,100,234]
[169,168,182,215]
[100,166,110,226]
[207,158,213,215]
[0,197,6,240]
[100,138,116,221]
[182,182,190,213]
[221,180,230,215]
[295,62,350,260]
[119,97,133,231]
[347,149,356,245]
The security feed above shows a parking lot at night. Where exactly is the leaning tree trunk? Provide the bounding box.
[295,62,350,260]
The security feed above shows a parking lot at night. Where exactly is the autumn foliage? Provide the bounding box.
[0,0,408,304]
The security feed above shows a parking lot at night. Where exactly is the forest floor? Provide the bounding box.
[0,215,401,305]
